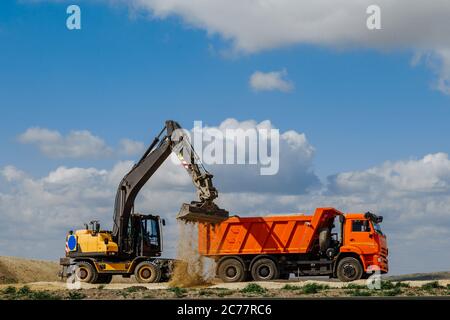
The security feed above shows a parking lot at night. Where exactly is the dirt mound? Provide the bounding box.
[0,256,60,284]
[387,271,450,281]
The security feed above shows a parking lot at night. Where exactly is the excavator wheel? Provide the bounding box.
[74,261,98,284]
[134,261,162,283]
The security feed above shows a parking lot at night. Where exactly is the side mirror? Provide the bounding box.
[162,219,166,226]
[104,238,109,245]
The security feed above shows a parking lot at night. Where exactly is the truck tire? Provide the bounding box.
[336,257,363,282]
[217,258,246,283]
[135,261,162,283]
[74,261,98,284]
[95,274,113,284]
[251,258,279,281]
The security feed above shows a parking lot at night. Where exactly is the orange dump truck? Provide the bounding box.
[199,208,388,282]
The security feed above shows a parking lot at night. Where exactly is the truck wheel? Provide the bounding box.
[74,261,98,284]
[336,257,363,282]
[135,261,162,283]
[251,258,279,281]
[217,258,246,283]
[95,274,113,284]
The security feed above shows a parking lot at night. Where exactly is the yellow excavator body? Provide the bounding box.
[74,230,119,255]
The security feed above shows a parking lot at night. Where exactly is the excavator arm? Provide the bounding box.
[112,120,228,254]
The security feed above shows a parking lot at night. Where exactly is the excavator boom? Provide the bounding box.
[112,120,228,255]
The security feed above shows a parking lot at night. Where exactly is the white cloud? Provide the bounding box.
[1,166,27,182]
[327,153,450,196]
[18,127,150,160]
[249,69,294,92]
[124,0,450,94]
[18,127,113,159]
[191,118,319,193]
[119,139,146,156]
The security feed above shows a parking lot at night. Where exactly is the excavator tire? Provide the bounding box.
[134,261,162,283]
[74,261,98,284]
[217,258,246,283]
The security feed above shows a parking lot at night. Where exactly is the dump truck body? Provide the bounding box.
[199,207,388,282]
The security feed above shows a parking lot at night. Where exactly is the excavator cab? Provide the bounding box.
[128,214,163,257]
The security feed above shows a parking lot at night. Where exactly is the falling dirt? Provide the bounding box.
[169,222,215,288]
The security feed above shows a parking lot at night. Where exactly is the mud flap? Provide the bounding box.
[176,202,229,224]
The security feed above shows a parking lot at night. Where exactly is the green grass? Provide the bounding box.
[281,284,302,291]
[1,286,17,295]
[0,286,62,300]
[301,283,330,294]
[168,287,188,298]
[382,287,402,296]
[282,283,330,294]
[125,286,148,293]
[421,281,443,291]
[17,286,31,295]
[198,289,213,296]
[380,281,396,290]
[349,289,372,297]
[68,290,86,300]
[345,283,367,290]
[240,284,266,295]
[217,289,234,297]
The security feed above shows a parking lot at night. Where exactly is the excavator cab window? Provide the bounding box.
[141,217,161,250]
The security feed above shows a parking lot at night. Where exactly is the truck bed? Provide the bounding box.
[198,208,342,256]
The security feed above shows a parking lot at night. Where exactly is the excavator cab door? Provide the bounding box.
[129,214,162,257]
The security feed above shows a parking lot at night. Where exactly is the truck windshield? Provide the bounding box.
[373,222,384,235]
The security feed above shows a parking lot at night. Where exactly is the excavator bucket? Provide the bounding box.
[177,202,229,224]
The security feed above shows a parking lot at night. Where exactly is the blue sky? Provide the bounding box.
[2,1,449,178]
[1,0,450,274]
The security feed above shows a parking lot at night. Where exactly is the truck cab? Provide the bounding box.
[339,213,388,277]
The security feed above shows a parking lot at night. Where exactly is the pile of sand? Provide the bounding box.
[169,223,215,288]
[0,256,60,284]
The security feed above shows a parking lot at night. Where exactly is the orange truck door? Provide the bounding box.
[345,219,377,254]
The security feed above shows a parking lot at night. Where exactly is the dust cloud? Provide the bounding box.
[169,222,215,288]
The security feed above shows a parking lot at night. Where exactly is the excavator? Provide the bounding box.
[59,120,229,284]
